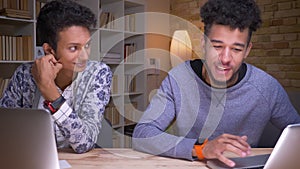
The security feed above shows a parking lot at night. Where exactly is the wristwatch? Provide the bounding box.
[43,95,66,114]
[194,138,209,160]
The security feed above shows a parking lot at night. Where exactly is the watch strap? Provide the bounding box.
[44,95,66,114]
[194,138,208,160]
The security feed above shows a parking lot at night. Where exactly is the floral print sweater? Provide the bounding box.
[0,61,112,153]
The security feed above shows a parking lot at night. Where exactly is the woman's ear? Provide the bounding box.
[42,43,55,55]
[244,42,253,59]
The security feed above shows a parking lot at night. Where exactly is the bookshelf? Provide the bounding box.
[74,0,147,148]
[0,0,42,62]
[0,0,147,148]
[101,0,146,148]
[0,0,44,96]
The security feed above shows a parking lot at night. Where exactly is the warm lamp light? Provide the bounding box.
[170,30,192,68]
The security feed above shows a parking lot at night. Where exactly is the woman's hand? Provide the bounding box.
[202,134,252,167]
[31,54,63,101]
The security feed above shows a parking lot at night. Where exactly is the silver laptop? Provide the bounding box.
[0,107,60,169]
[206,123,300,169]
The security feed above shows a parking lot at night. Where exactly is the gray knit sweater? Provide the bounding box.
[133,61,300,161]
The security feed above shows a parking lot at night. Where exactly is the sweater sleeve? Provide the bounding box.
[132,75,196,160]
[0,63,35,108]
[268,81,300,129]
[54,62,112,153]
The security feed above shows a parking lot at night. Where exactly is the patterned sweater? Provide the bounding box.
[0,61,112,153]
[133,61,300,160]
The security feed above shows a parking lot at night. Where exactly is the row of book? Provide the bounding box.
[99,11,116,29]
[101,43,137,64]
[104,101,138,127]
[0,0,29,10]
[124,14,136,32]
[0,0,31,19]
[124,43,137,62]
[0,78,9,98]
[104,103,120,126]
[99,11,136,32]
[110,73,139,94]
[109,74,137,94]
[102,52,122,64]
[124,74,136,93]
[0,35,34,61]
[111,75,118,94]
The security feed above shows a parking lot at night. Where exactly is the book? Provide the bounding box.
[0,78,10,98]
[1,36,5,60]
[102,58,121,64]
[11,36,16,61]
[0,36,2,60]
[124,43,136,62]
[111,75,118,94]
[103,52,121,59]
[0,8,31,19]
[125,14,136,32]
[99,12,115,29]
[22,35,33,61]
[16,36,23,61]
[124,74,136,93]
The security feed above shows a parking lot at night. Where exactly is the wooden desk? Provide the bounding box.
[58,148,272,169]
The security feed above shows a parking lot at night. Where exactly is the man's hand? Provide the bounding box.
[202,134,251,167]
[31,54,63,101]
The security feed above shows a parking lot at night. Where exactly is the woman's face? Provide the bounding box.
[54,26,91,73]
[203,24,252,88]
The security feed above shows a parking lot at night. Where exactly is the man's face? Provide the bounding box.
[203,24,252,88]
[55,26,91,73]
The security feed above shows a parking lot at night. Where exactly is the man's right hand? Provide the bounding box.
[31,54,62,101]
[202,134,252,167]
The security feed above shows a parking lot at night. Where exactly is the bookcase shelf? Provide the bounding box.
[77,0,147,148]
[0,0,40,95]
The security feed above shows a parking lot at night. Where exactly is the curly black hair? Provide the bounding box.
[200,0,262,44]
[36,0,97,51]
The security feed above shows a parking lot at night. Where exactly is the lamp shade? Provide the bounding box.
[170,30,192,68]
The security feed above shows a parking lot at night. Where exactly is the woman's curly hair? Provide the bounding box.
[36,0,97,50]
[200,0,262,44]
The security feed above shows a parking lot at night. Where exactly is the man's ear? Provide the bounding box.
[42,43,55,55]
[244,42,252,59]
[201,35,209,60]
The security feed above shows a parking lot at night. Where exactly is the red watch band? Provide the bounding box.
[44,100,56,113]
[43,95,66,114]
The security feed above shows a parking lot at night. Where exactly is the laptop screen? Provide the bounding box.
[206,124,300,169]
[0,108,60,169]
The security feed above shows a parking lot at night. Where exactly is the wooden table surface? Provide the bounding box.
[58,148,273,169]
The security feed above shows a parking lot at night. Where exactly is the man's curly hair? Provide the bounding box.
[36,0,97,51]
[200,0,262,44]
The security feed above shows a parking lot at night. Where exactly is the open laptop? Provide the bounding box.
[206,123,300,169]
[0,107,60,169]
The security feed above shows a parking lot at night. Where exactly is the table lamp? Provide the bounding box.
[170,30,192,68]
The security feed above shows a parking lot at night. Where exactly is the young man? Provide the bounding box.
[0,0,112,153]
[133,0,300,167]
